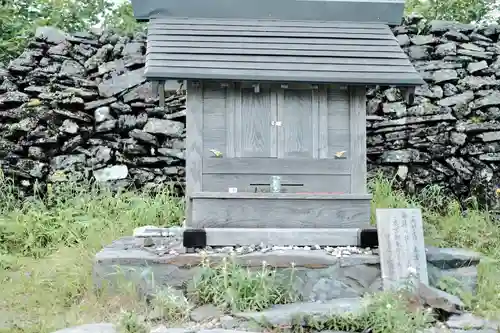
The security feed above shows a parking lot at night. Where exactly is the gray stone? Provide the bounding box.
[14,159,47,178]
[428,263,478,294]
[447,313,486,329]
[110,102,132,114]
[233,299,364,326]
[85,97,117,111]
[435,42,457,57]
[198,330,261,333]
[118,114,138,131]
[97,68,145,97]
[0,91,30,107]
[35,26,68,44]
[411,35,436,45]
[50,323,116,333]
[458,76,498,91]
[190,305,224,322]
[450,132,467,146]
[96,119,117,132]
[123,82,156,103]
[407,102,441,117]
[48,42,71,56]
[90,146,112,165]
[457,48,493,60]
[479,131,500,143]
[467,61,488,74]
[150,327,191,333]
[60,119,79,134]
[85,44,113,71]
[381,149,431,163]
[396,34,410,46]
[143,118,184,137]
[219,316,241,330]
[461,43,485,52]
[94,106,114,123]
[98,59,125,76]
[472,91,500,109]
[60,60,85,77]
[430,20,475,33]
[415,84,443,99]
[409,45,431,60]
[157,148,184,160]
[382,102,406,118]
[418,283,464,314]
[54,109,93,123]
[438,91,474,107]
[51,154,86,170]
[433,69,459,83]
[444,31,470,42]
[93,165,129,182]
[130,129,159,146]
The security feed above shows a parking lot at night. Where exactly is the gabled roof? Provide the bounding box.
[145,17,424,86]
[132,0,406,25]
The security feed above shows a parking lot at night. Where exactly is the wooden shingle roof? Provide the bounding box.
[145,17,424,86]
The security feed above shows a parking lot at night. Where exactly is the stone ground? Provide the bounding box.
[2,226,489,333]
[93,226,482,303]
[79,226,494,333]
[51,300,500,333]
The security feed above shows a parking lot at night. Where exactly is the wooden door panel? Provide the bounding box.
[235,87,277,157]
[277,88,315,158]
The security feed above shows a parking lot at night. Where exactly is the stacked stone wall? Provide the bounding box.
[2,18,500,202]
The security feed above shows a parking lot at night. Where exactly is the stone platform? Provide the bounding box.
[93,230,482,301]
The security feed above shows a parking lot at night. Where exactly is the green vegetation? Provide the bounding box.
[0,0,142,63]
[191,254,299,312]
[404,0,497,24]
[1,0,499,65]
[0,173,499,333]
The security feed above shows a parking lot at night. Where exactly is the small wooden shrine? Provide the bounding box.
[131,0,424,247]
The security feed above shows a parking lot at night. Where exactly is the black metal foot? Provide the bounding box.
[360,228,378,248]
[183,229,207,249]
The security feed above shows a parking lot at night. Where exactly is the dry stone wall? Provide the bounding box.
[2,16,500,202]
[370,16,500,204]
[0,27,186,194]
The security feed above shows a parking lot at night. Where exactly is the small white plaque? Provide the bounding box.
[376,208,429,291]
[228,187,238,193]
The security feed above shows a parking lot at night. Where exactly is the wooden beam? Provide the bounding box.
[349,86,367,193]
[204,227,361,246]
[158,80,165,108]
[190,192,372,229]
[185,81,204,226]
[203,157,351,174]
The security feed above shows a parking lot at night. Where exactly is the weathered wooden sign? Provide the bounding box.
[376,208,429,290]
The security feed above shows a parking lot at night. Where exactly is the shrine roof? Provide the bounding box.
[145,17,424,86]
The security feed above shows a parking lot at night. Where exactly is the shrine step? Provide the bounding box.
[189,192,372,229]
[184,227,368,247]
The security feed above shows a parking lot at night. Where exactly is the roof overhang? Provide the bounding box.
[131,0,405,26]
[145,17,424,88]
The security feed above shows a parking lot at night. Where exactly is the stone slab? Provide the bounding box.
[51,323,116,333]
[233,299,364,326]
[426,246,481,269]
[376,208,429,290]
[95,245,380,268]
[93,236,482,303]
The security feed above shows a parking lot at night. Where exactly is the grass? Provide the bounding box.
[0,172,499,333]
[267,289,435,333]
[190,254,299,312]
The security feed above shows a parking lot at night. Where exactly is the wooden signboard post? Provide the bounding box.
[376,208,429,290]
